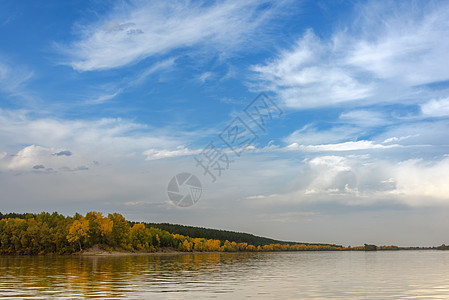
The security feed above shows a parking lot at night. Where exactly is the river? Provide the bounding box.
[1,251,448,299]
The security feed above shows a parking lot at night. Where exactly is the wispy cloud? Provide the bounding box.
[197,71,214,84]
[286,140,400,152]
[61,0,286,71]
[128,58,176,87]
[252,1,449,109]
[284,124,363,146]
[85,58,176,105]
[86,89,122,105]
[339,110,390,127]
[347,1,449,86]
[0,58,33,96]
[251,29,372,108]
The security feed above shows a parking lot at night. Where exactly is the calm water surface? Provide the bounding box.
[1,251,449,299]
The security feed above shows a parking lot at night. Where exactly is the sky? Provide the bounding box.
[1,0,449,247]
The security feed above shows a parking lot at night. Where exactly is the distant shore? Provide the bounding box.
[75,244,448,257]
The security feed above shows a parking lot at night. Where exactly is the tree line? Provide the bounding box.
[0,211,403,255]
[143,222,337,247]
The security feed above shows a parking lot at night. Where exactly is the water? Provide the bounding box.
[1,251,449,299]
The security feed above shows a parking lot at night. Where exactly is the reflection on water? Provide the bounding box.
[1,251,449,299]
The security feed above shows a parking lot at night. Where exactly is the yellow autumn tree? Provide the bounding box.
[130,223,149,250]
[193,238,205,251]
[99,217,113,240]
[67,218,89,251]
[205,239,221,251]
[246,244,256,251]
[181,239,191,251]
[85,211,113,245]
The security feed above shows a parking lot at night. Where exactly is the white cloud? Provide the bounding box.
[62,0,285,71]
[5,145,89,172]
[383,135,418,144]
[8,145,52,171]
[421,97,449,117]
[303,155,357,196]
[244,194,279,201]
[347,1,449,86]
[249,153,449,207]
[143,146,201,160]
[197,72,214,84]
[0,109,204,213]
[252,30,372,109]
[308,155,349,170]
[284,124,362,146]
[286,140,399,152]
[253,1,449,109]
[0,109,187,162]
[388,157,449,205]
[86,89,122,105]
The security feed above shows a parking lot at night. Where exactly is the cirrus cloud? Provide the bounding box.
[252,1,449,109]
[61,0,288,71]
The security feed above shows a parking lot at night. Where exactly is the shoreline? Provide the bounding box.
[0,248,445,257]
[77,247,444,257]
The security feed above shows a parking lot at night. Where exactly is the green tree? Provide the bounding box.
[130,223,150,250]
[108,213,130,248]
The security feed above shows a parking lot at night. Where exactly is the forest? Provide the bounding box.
[0,211,400,255]
[142,222,316,246]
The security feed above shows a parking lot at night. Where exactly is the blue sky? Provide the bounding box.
[1,0,449,246]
